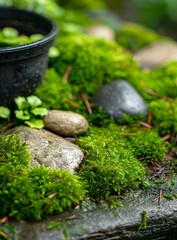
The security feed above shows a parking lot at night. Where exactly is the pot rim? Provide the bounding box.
[0,7,58,55]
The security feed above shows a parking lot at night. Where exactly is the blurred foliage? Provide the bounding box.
[0,0,65,18]
[134,61,177,102]
[57,0,106,10]
[116,22,163,52]
[149,98,177,135]
[129,0,177,28]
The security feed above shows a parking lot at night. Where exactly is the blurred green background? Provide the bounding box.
[1,0,177,38]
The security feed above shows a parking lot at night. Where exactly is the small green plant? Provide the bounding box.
[0,95,48,129]
[138,210,147,230]
[14,95,48,129]
[0,27,43,47]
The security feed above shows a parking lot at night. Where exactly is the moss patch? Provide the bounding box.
[125,129,167,162]
[0,135,85,220]
[148,98,177,135]
[77,125,146,200]
[50,34,139,95]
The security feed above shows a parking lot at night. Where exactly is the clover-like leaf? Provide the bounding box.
[30,34,43,42]
[0,106,10,120]
[15,96,28,110]
[2,27,19,38]
[15,110,30,120]
[25,119,44,129]
[27,95,42,108]
[31,107,48,117]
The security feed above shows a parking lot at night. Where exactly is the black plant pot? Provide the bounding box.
[0,7,58,108]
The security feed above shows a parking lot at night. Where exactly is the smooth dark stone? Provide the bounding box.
[92,80,148,119]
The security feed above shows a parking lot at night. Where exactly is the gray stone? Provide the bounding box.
[134,40,177,69]
[83,24,115,41]
[92,80,148,119]
[44,110,89,137]
[4,126,83,173]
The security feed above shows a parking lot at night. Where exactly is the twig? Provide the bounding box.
[80,91,93,115]
[158,189,163,206]
[161,134,171,141]
[136,121,152,128]
[119,133,136,136]
[0,231,8,239]
[64,99,78,107]
[0,216,8,224]
[63,66,72,83]
[144,88,173,101]
[147,111,152,125]
[47,192,57,199]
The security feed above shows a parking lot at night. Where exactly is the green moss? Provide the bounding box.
[125,129,167,162]
[0,134,85,220]
[138,210,147,230]
[116,22,163,52]
[148,99,177,135]
[0,166,85,220]
[163,194,174,200]
[135,61,177,102]
[0,134,31,184]
[36,34,141,120]
[77,125,145,200]
[35,68,75,110]
[50,34,139,95]
[58,0,106,10]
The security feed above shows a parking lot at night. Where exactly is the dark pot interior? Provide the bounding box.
[0,7,58,108]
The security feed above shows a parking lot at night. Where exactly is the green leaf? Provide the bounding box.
[30,34,43,42]
[27,96,42,108]
[0,106,10,120]
[31,107,48,116]
[0,38,21,46]
[2,27,19,38]
[14,97,28,110]
[25,119,44,129]
[15,110,30,120]
[48,46,60,58]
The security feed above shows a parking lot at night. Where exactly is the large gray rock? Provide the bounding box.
[92,80,148,119]
[134,40,177,69]
[44,110,89,137]
[4,126,83,173]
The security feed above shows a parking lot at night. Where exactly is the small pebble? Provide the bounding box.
[44,110,89,137]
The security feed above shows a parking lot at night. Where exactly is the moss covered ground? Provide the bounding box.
[0,1,177,221]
